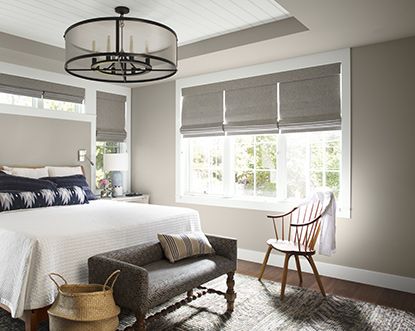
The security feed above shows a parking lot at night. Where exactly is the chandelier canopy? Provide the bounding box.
[64,6,178,83]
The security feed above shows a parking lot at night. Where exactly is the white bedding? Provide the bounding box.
[0,200,201,318]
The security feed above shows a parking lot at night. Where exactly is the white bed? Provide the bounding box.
[0,200,201,318]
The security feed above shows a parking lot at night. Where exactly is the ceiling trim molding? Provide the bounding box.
[178,17,308,60]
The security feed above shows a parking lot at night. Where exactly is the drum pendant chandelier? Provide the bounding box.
[64,6,178,83]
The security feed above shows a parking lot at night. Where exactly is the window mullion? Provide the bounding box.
[223,136,233,197]
[276,134,287,200]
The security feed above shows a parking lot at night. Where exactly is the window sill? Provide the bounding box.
[176,194,350,219]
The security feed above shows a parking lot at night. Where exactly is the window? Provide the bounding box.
[177,49,350,216]
[0,92,83,113]
[95,142,121,188]
[183,131,341,203]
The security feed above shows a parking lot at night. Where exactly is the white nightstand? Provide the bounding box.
[108,194,150,204]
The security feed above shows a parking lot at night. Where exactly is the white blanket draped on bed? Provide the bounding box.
[0,200,201,318]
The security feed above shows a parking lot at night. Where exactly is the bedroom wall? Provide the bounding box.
[131,36,415,279]
[0,113,92,183]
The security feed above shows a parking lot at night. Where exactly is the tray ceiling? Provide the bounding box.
[0,0,289,47]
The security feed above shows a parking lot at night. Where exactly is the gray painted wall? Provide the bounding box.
[131,36,415,278]
[0,114,92,183]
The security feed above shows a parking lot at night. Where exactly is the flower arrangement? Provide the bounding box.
[99,178,112,198]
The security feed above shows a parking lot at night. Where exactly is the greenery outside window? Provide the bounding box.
[183,131,341,203]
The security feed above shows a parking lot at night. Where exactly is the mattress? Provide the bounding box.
[0,200,201,318]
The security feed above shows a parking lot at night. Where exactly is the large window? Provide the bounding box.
[183,131,341,202]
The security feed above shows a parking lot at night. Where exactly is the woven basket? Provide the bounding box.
[48,270,121,331]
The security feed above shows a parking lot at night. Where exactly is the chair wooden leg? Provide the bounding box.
[226,272,236,312]
[258,245,272,280]
[306,256,326,297]
[294,255,303,286]
[280,253,291,300]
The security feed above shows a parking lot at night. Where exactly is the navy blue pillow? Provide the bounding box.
[41,175,96,200]
[0,186,89,212]
[0,171,57,191]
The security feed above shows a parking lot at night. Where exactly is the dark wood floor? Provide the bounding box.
[236,259,415,314]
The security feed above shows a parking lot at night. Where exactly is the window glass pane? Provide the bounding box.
[256,170,276,197]
[234,171,254,196]
[96,141,120,188]
[326,141,340,170]
[187,137,224,195]
[286,130,341,199]
[234,136,254,170]
[286,133,307,199]
[0,92,32,106]
[43,99,78,112]
[255,143,276,170]
[189,169,209,193]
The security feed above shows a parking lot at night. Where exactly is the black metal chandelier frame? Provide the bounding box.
[64,6,178,83]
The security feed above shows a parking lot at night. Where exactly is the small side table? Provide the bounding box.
[107,194,150,204]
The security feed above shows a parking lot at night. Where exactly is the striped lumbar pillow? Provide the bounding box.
[158,232,215,263]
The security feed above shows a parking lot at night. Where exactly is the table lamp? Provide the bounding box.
[103,153,128,197]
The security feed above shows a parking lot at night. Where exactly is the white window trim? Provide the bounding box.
[176,48,351,218]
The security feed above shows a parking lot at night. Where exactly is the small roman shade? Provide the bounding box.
[279,63,341,132]
[224,84,278,135]
[0,73,84,103]
[96,91,127,142]
[180,86,224,137]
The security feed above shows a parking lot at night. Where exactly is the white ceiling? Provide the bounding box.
[0,0,289,47]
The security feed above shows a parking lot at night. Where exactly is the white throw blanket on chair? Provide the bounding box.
[304,191,336,256]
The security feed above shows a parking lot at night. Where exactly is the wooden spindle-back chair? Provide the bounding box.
[258,197,326,300]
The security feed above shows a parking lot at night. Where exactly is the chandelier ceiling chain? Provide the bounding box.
[64,6,178,83]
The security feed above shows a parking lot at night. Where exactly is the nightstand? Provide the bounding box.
[108,194,150,204]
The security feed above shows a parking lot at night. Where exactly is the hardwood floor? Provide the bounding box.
[236,259,415,314]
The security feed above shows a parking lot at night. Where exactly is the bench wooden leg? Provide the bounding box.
[225,272,236,313]
[128,312,146,331]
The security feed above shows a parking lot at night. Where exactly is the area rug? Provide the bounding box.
[1,274,414,330]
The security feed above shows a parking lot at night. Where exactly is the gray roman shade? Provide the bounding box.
[180,86,224,137]
[224,84,278,135]
[179,62,341,137]
[0,73,85,103]
[279,63,341,132]
[96,91,127,142]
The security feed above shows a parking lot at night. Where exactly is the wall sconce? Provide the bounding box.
[78,149,95,166]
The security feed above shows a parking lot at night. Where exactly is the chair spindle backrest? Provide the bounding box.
[270,199,324,252]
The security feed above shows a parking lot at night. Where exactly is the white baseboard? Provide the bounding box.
[238,248,415,294]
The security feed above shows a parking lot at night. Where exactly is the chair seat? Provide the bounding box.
[266,239,315,254]
[144,255,235,308]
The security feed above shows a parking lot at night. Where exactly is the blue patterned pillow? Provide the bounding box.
[0,171,57,191]
[41,175,96,200]
[0,186,89,212]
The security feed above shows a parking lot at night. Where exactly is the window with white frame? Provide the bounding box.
[183,130,341,200]
[177,50,350,217]
[0,73,85,112]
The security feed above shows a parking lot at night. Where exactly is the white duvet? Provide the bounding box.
[0,200,201,318]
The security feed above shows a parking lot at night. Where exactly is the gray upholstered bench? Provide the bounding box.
[88,234,237,331]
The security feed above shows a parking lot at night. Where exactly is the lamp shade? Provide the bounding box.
[103,153,128,172]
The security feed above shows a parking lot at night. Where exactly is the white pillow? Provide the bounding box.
[47,166,83,177]
[2,166,49,179]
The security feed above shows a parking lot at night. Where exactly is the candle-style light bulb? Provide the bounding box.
[129,35,133,53]
[106,35,111,52]
[92,40,96,52]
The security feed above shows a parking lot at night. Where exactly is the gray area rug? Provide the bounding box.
[1,274,414,330]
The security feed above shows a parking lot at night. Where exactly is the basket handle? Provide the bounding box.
[49,273,68,289]
[103,270,121,290]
